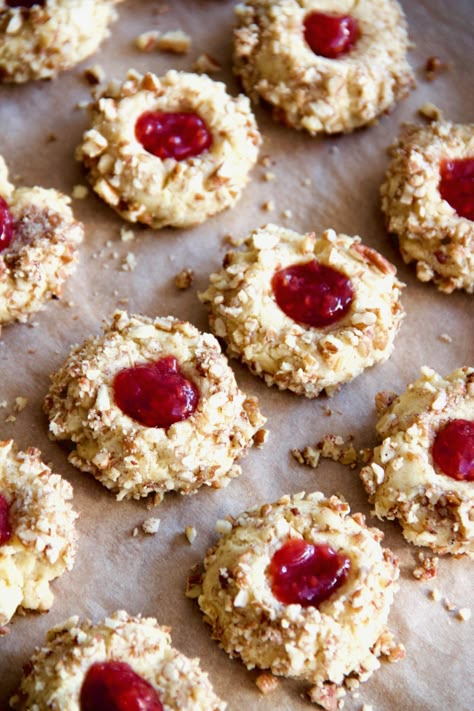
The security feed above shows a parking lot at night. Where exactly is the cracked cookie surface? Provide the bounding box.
[44,310,266,502]
[233,0,414,134]
[0,0,123,83]
[190,492,401,694]
[0,439,77,627]
[10,610,226,710]
[381,121,474,293]
[77,69,261,228]
[0,156,84,326]
[360,366,474,556]
[199,224,404,397]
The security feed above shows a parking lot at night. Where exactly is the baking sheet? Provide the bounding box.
[0,1,473,709]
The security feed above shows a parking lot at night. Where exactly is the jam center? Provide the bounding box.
[303,11,359,59]
[113,356,199,429]
[135,111,213,161]
[431,419,474,482]
[80,661,164,711]
[439,158,474,221]
[269,539,351,607]
[0,197,15,253]
[0,494,12,546]
[272,260,354,328]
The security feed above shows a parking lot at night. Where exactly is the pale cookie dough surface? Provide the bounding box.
[0,439,77,627]
[233,0,414,134]
[77,69,261,228]
[199,224,405,397]
[0,0,123,83]
[44,310,266,502]
[191,492,401,695]
[10,610,226,710]
[381,121,474,293]
[0,156,84,326]
[360,366,474,557]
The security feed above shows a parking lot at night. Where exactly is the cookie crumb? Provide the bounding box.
[185,526,197,544]
[175,268,194,290]
[192,53,222,74]
[5,415,16,423]
[215,519,232,535]
[418,102,443,121]
[429,588,441,602]
[157,30,191,54]
[439,333,452,343]
[142,517,161,535]
[255,672,279,695]
[308,683,345,710]
[132,527,139,537]
[293,434,359,470]
[120,227,135,242]
[282,209,293,219]
[253,428,269,448]
[121,253,137,271]
[135,30,160,52]
[263,171,276,182]
[413,554,439,581]
[262,200,275,212]
[83,64,105,85]
[14,397,28,413]
[72,184,89,200]
[457,608,471,622]
[444,597,456,612]
[424,56,448,81]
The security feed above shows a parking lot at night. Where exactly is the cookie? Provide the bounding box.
[233,0,414,134]
[77,69,261,228]
[10,610,226,710]
[44,310,266,502]
[360,366,474,557]
[199,224,405,397]
[189,491,402,697]
[0,0,123,83]
[381,121,474,293]
[0,156,84,326]
[0,439,77,628]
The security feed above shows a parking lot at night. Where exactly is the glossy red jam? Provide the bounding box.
[272,260,353,328]
[113,356,199,429]
[0,197,14,253]
[303,11,359,59]
[80,661,163,711]
[269,539,351,607]
[0,494,12,546]
[135,111,213,161]
[439,158,474,221]
[432,419,474,481]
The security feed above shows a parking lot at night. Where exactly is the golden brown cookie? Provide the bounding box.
[0,0,123,83]
[44,311,266,502]
[381,120,474,293]
[0,156,84,326]
[0,439,77,627]
[360,366,474,557]
[233,0,414,134]
[189,492,402,699]
[199,224,405,397]
[10,610,226,710]
[77,69,261,228]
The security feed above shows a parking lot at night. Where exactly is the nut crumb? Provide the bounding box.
[157,30,191,54]
[120,227,135,242]
[418,102,443,121]
[424,56,449,81]
[262,200,275,212]
[135,30,160,52]
[121,253,137,271]
[457,608,471,622]
[185,526,197,544]
[293,434,359,470]
[215,519,232,535]
[282,209,293,218]
[444,597,456,612]
[175,268,194,290]
[439,333,452,343]
[263,171,275,182]
[132,527,139,537]
[413,554,438,581]
[253,428,269,448]
[255,672,279,695]
[72,184,89,200]
[5,415,16,423]
[142,518,161,535]
[14,397,28,413]
[83,64,105,85]
[192,53,222,74]
[308,683,345,710]
[429,588,441,602]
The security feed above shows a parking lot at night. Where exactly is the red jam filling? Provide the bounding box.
[113,356,199,429]
[269,539,351,607]
[272,260,353,328]
[439,158,474,221]
[0,494,12,546]
[0,197,15,253]
[303,11,359,59]
[80,661,163,711]
[431,419,474,482]
[135,111,213,161]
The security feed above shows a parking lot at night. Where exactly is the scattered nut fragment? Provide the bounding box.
[135,30,160,52]
[413,553,439,581]
[429,588,441,602]
[444,598,456,612]
[308,683,345,711]
[72,184,89,200]
[120,227,135,242]
[185,526,197,544]
[259,155,272,167]
[175,268,194,290]
[253,428,269,448]
[157,30,191,54]
[282,209,293,219]
[192,53,222,74]
[263,171,275,182]
[121,253,137,271]
[132,527,140,537]
[83,64,106,85]
[142,518,161,535]
[424,56,449,81]
[14,397,28,413]
[457,608,471,622]
[418,102,444,121]
[255,672,279,695]
[262,200,275,212]
[292,434,359,470]
[439,333,452,343]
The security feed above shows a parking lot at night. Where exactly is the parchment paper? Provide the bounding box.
[0,1,473,709]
